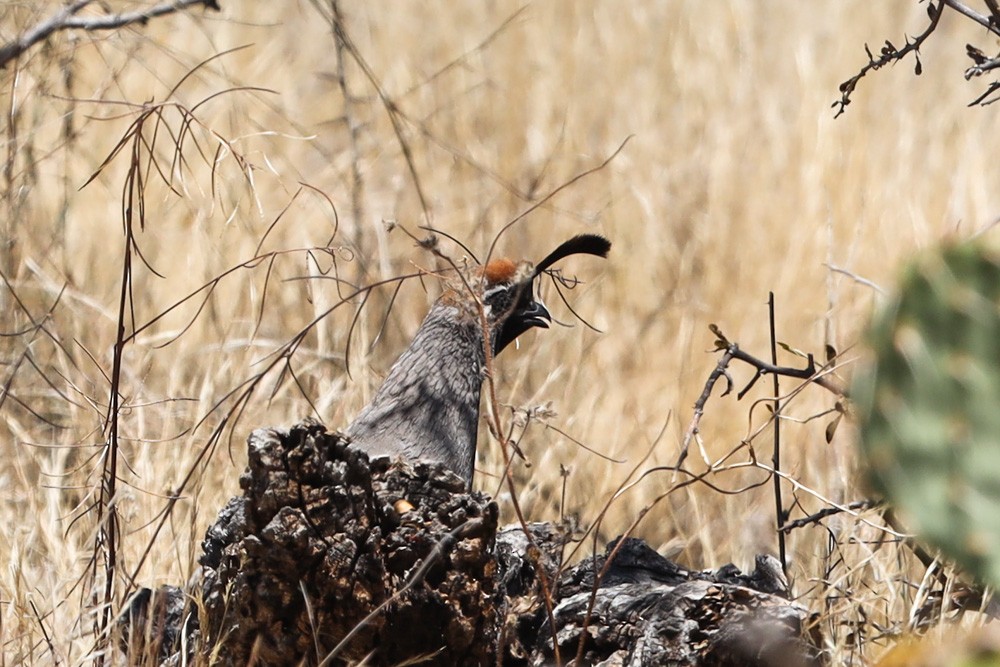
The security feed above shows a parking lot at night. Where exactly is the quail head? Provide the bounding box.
[345,234,611,486]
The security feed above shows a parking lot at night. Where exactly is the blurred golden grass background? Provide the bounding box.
[3,0,1000,663]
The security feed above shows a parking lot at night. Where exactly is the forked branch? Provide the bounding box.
[676,324,845,469]
[835,0,1000,112]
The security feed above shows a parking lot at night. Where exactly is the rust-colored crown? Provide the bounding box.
[483,257,518,284]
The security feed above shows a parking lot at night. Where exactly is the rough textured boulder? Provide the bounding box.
[121,419,823,666]
[200,419,499,665]
[536,539,821,666]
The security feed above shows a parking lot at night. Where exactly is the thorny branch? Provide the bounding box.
[0,0,221,69]
[835,0,1000,113]
[834,0,944,117]
[676,324,845,470]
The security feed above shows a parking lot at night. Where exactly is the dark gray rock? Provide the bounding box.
[123,420,823,666]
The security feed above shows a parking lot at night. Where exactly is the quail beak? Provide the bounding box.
[495,294,552,355]
[519,298,551,330]
[512,300,549,352]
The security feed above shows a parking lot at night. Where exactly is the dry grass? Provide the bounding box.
[2,1,999,664]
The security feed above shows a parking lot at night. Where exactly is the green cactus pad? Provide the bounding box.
[855,241,1000,587]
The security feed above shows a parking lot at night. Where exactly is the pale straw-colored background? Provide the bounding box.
[2,1,997,662]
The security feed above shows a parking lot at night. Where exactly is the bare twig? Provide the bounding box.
[67,64,264,660]
[825,263,886,295]
[324,11,433,226]
[965,53,1000,78]
[964,40,1000,103]
[30,599,62,666]
[676,344,736,469]
[941,0,998,32]
[0,0,221,69]
[780,500,878,532]
[837,0,1000,110]
[767,293,787,577]
[677,324,846,471]
[329,1,366,253]
[834,1,944,117]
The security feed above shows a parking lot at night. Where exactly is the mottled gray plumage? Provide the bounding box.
[346,235,610,485]
[346,299,489,484]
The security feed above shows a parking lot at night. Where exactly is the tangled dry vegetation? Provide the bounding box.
[3,1,1000,664]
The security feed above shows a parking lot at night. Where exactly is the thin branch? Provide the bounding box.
[837,0,1000,110]
[329,0,366,253]
[676,344,736,470]
[941,0,998,33]
[327,10,432,226]
[0,0,221,69]
[730,345,816,397]
[780,500,878,533]
[965,54,1000,78]
[986,0,1000,21]
[834,1,944,117]
[767,293,787,577]
[677,325,849,471]
[825,263,886,295]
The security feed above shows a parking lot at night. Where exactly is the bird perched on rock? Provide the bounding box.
[346,234,610,486]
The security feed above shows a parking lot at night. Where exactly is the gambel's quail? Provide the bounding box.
[346,234,610,485]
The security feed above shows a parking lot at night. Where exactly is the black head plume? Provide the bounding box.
[532,234,611,278]
[491,234,611,355]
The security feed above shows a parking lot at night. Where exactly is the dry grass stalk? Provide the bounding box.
[2,1,999,664]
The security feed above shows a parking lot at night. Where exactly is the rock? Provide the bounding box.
[521,537,822,667]
[198,419,499,666]
[122,420,822,666]
[118,585,197,666]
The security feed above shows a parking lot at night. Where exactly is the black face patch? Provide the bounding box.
[487,234,610,356]
[491,282,550,354]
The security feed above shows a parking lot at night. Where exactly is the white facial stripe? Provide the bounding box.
[482,283,510,300]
